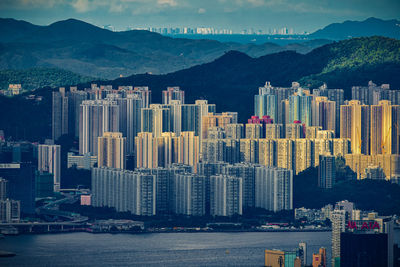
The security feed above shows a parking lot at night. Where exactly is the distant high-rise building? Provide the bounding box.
[133,86,151,108]
[245,123,263,139]
[68,90,88,138]
[340,100,370,154]
[38,144,61,192]
[312,247,326,267]
[141,104,171,137]
[318,155,336,189]
[175,131,200,170]
[222,163,257,208]
[126,94,143,155]
[162,87,185,104]
[171,173,205,216]
[201,112,237,140]
[79,100,119,156]
[0,199,20,222]
[286,123,305,139]
[52,87,69,141]
[331,209,346,265]
[391,105,400,154]
[98,132,126,169]
[135,132,175,169]
[265,124,283,139]
[313,85,344,136]
[289,87,312,126]
[370,100,393,155]
[92,167,156,216]
[225,124,244,139]
[255,166,293,212]
[0,177,8,200]
[312,96,336,134]
[210,175,242,216]
[254,88,277,121]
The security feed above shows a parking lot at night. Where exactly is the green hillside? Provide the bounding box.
[0,68,94,91]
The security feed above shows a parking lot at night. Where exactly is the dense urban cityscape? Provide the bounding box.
[0,78,399,266]
[0,0,400,266]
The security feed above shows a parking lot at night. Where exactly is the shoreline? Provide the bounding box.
[1,228,332,236]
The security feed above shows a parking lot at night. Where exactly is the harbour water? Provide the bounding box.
[0,231,331,266]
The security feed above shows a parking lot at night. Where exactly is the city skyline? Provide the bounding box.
[0,0,399,33]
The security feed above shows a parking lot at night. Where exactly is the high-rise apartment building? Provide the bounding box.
[162,86,185,104]
[265,124,283,139]
[133,86,151,108]
[340,100,370,154]
[289,87,313,126]
[222,163,257,208]
[171,173,205,216]
[0,177,8,200]
[79,100,119,156]
[52,87,69,141]
[38,144,61,192]
[210,175,242,216]
[141,104,171,137]
[98,132,126,169]
[201,112,237,140]
[312,96,336,134]
[255,166,293,212]
[91,167,156,216]
[126,94,143,155]
[318,155,336,189]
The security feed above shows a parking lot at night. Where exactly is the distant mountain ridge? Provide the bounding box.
[310,17,400,40]
[0,18,327,79]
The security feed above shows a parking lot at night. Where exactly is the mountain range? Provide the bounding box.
[310,17,400,40]
[0,18,329,79]
[1,17,398,79]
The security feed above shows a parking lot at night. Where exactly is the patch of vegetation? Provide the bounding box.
[0,68,94,91]
[294,166,400,215]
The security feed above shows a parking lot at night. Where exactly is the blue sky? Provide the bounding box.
[0,0,399,32]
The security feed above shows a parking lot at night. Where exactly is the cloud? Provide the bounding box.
[198,8,206,14]
[157,0,177,7]
[72,0,91,13]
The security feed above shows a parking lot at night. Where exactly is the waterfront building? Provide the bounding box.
[0,198,20,222]
[91,167,156,216]
[210,175,242,216]
[255,166,293,212]
[171,173,205,216]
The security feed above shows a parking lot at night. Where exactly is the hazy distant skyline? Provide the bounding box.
[0,0,399,32]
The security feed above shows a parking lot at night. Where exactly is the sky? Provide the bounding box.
[0,0,399,33]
